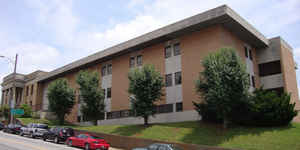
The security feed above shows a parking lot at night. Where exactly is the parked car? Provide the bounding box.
[20,123,49,138]
[0,123,4,130]
[3,124,22,134]
[132,143,183,150]
[43,127,74,143]
[66,134,110,150]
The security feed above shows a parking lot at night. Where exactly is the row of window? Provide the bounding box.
[105,102,183,120]
[165,43,181,58]
[258,60,281,77]
[130,55,143,68]
[165,72,182,87]
[244,46,253,60]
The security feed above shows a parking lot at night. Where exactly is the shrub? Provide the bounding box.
[19,104,32,118]
[193,102,223,123]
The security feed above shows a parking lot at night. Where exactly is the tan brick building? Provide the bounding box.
[1,5,299,124]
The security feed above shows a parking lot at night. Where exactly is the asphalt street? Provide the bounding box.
[0,131,122,150]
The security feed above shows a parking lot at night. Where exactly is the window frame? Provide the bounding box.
[165,74,173,87]
[136,55,143,66]
[101,65,107,76]
[173,43,181,56]
[107,88,111,98]
[175,71,182,85]
[107,64,112,75]
[164,46,172,58]
[129,57,135,68]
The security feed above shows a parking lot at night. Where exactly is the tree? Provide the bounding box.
[194,48,250,128]
[76,71,105,125]
[16,104,32,118]
[0,105,10,120]
[128,64,164,125]
[47,79,75,125]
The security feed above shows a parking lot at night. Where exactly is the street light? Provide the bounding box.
[0,54,18,124]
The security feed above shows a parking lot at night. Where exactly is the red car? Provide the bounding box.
[66,133,110,150]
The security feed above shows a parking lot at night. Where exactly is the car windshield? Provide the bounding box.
[169,145,183,150]
[89,135,103,139]
[37,124,48,129]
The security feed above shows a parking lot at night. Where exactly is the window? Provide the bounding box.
[107,88,111,98]
[137,55,143,66]
[244,46,248,58]
[249,49,253,60]
[77,116,81,122]
[107,64,112,75]
[251,75,255,87]
[158,145,168,150]
[165,46,172,58]
[130,57,135,68]
[175,72,182,85]
[102,89,106,98]
[173,43,181,56]
[30,101,32,106]
[165,74,172,87]
[258,61,281,77]
[31,84,34,95]
[101,65,107,76]
[176,102,183,112]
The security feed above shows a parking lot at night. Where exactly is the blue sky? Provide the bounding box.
[1,0,300,100]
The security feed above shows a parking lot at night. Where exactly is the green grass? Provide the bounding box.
[17,118,74,126]
[74,121,300,150]
[17,118,300,150]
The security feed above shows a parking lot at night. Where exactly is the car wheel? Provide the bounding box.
[85,143,90,150]
[67,140,72,147]
[30,133,35,138]
[20,132,24,136]
[43,136,47,141]
[54,137,59,144]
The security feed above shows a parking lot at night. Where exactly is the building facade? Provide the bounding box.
[1,5,300,125]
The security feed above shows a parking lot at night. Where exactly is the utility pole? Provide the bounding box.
[11,54,18,124]
[0,54,18,124]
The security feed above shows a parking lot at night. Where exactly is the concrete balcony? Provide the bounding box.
[260,73,284,89]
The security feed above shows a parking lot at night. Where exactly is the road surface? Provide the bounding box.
[0,131,123,150]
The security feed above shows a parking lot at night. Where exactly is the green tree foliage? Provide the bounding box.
[194,48,250,128]
[128,64,164,125]
[47,79,75,125]
[0,105,10,120]
[76,71,105,125]
[235,88,298,126]
[16,104,32,118]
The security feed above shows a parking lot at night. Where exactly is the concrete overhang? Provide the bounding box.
[37,5,269,83]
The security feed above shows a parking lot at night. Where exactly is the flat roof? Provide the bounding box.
[38,5,269,82]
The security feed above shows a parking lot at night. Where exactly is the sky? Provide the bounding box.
[0,0,300,101]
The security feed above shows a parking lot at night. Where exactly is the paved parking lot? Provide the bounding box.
[0,131,123,150]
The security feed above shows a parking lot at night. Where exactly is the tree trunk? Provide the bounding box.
[223,115,229,129]
[59,116,64,125]
[144,116,149,126]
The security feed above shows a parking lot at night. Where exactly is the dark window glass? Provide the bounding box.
[251,75,255,87]
[101,65,107,76]
[137,55,143,66]
[156,104,173,113]
[249,49,253,60]
[165,46,172,58]
[175,72,182,85]
[259,61,282,77]
[176,102,183,112]
[107,64,112,75]
[107,88,111,98]
[165,74,172,87]
[173,43,181,56]
[244,46,248,58]
[130,57,135,68]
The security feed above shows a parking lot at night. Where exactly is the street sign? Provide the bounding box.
[11,109,24,115]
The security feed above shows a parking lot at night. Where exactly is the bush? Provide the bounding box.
[193,101,223,123]
[234,88,297,126]
[19,104,32,118]
[32,112,40,119]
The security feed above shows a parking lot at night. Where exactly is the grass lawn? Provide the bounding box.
[18,118,300,150]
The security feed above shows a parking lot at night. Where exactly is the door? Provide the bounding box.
[78,134,88,147]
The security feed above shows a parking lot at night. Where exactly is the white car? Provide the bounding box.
[20,123,49,138]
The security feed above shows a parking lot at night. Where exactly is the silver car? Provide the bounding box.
[132,143,183,150]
